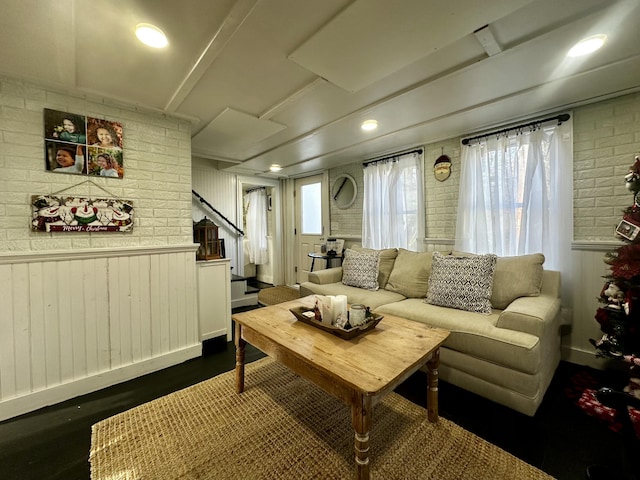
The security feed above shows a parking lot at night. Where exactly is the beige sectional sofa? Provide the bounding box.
[299,247,562,416]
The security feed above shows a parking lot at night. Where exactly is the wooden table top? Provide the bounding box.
[232,296,450,396]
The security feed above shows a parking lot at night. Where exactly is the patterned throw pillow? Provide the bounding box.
[341,248,380,290]
[426,252,498,314]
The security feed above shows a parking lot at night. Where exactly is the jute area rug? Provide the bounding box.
[257,285,300,306]
[90,358,555,480]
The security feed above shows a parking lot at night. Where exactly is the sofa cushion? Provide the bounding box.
[376,298,541,374]
[352,245,398,288]
[492,254,545,309]
[384,249,434,298]
[341,248,380,290]
[426,252,497,314]
[452,251,545,309]
[299,281,406,310]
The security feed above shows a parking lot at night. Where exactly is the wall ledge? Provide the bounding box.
[571,241,622,251]
[0,243,200,265]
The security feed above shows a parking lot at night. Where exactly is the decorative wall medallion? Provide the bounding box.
[433,154,452,181]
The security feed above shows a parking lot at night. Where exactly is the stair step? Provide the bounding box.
[231,274,251,282]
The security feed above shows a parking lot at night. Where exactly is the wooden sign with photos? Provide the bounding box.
[31,195,134,233]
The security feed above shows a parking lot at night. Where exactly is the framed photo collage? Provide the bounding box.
[43,108,124,178]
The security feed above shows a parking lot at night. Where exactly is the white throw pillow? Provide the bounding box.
[341,248,380,291]
[426,252,497,314]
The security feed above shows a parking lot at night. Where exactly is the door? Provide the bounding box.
[295,174,329,284]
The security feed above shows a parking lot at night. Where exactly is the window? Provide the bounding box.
[455,119,573,272]
[300,182,322,235]
[362,150,425,251]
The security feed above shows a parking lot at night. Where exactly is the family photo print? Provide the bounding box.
[43,108,124,178]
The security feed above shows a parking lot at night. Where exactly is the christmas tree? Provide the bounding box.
[586,156,640,430]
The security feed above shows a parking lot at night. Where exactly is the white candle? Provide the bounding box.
[335,295,348,320]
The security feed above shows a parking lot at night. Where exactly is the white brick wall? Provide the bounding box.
[328,93,640,244]
[423,138,461,239]
[0,75,193,253]
[328,140,462,241]
[573,92,640,240]
[329,163,363,237]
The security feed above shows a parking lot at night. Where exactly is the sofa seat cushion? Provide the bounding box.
[299,282,406,310]
[375,299,541,374]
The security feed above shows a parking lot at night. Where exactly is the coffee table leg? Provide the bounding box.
[352,394,372,480]
[427,347,440,422]
[235,322,245,394]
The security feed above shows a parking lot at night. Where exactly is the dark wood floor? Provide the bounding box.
[0,327,636,480]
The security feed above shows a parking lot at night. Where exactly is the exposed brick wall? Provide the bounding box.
[423,138,461,239]
[328,93,640,244]
[0,75,193,252]
[329,163,363,237]
[573,92,640,241]
[328,141,462,241]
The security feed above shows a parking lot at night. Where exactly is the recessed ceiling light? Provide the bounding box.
[361,119,378,131]
[567,34,606,57]
[269,164,282,172]
[136,23,168,48]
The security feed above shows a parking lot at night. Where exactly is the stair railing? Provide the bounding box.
[192,190,244,236]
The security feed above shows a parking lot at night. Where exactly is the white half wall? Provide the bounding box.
[0,244,200,421]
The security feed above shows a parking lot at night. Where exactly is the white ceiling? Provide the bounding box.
[1,0,639,178]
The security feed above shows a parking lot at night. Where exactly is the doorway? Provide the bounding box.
[294,173,329,284]
[237,176,283,286]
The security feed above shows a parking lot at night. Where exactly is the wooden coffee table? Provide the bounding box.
[232,296,449,480]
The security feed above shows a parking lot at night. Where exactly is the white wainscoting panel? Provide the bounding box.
[192,164,239,273]
[0,244,201,421]
[565,243,619,368]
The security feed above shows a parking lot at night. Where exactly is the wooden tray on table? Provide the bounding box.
[289,306,383,340]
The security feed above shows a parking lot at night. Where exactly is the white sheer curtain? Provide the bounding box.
[455,119,573,273]
[362,151,425,251]
[244,188,268,265]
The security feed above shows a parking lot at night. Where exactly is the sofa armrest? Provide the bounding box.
[496,294,561,337]
[308,267,343,285]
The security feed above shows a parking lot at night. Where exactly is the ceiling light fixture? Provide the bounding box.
[269,164,282,172]
[567,34,606,57]
[361,119,378,131]
[135,23,168,48]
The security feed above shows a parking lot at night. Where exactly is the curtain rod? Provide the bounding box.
[363,148,423,167]
[245,186,266,194]
[461,113,570,146]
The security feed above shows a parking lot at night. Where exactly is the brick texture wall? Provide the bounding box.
[423,138,461,239]
[328,92,640,244]
[573,92,640,241]
[0,75,193,252]
[329,163,363,237]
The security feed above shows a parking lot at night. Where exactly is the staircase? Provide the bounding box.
[231,274,279,308]
[193,191,273,309]
[231,274,258,308]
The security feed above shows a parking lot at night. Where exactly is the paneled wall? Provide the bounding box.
[0,75,198,420]
[0,245,199,421]
[192,159,239,272]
